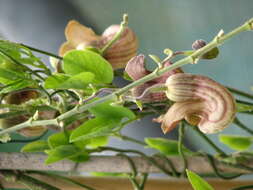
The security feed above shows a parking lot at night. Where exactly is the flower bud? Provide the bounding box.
[98,25,138,69]
[192,39,219,59]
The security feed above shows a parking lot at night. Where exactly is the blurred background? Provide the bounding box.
[0,0,253,156]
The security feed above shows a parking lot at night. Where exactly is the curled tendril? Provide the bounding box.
[154,73,236,134]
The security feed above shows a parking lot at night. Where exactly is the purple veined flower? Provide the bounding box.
[59,20,138,70]
[125,54,183,102]
[154,73,236,134]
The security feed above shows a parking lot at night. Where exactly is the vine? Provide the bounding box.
[0,14,252,190]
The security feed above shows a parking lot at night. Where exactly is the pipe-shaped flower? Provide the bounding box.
[154,73,236,134]
[59,20,138,69]
[125,54,183,102]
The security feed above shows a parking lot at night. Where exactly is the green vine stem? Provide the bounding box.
[189,124,227,157]
[0,17,253,139]
[113,133,146,146]
[26,171,96,190]
[231,185,253,190]
[94,146,175,176]
[0,49,45,81]
[21,43,63,60]
[0,170,60,190]
[178,122,187,176]
[227,86,253,100]
[205,154,242,180]
[233,117,253,135]
[101,14,128,55]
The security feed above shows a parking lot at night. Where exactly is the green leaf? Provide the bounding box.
[45,145,81,164]
[186,169,214,190]
[202,47,219,59]
[68,152,89,163]
[0,40,47,70]
[86,136,109,148]
[219,134,252,151]
[63,50,113,83]
[44,72,94,90]
[21,140,49,153]
[90,172,126,177]
[70,117,120,142]
[48,131,70,149]
[0,67,26,82]
[89,100,135,121]
[236,103,253,112]
[0,79,33,94]
[123,71,133,81]
[145,138,192,156]
[0,133,11,143]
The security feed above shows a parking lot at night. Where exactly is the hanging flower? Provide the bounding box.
[154,73,236,134]
[59,20,138,69]
[125,54,183,102]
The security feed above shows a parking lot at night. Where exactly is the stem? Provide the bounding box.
[205,154,242,180]
[114,134,146,146]
[21,44,63,60]
[139,173,148,190]
[0,17,252,136]
[231,185,253,190]
[178,122,187,175]
[227,86,253,100]
[190,125,227,156]
[128,176,141,190]
[101,14,128,55]
[0,170,60,190]
[233,117,253,135]
[26,171,96,190]
[0,49,45,80]
[96,146,174,176]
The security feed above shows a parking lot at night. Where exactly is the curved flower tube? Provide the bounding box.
[154,73,236,134]
[125,54,183,102]
[59,20,138,69]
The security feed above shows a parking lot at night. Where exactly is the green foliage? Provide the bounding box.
[201,47,219,59]
[48,131,70,149]
[145,138,192,156]
[236,103,253,112]
[70,117,120,142]
[45,145,87,164]
[88,100,135,120]
[186,169,214,190]
[63,50,113,84]
[90,172,126,177]
[0,40,48,70]
[44,72,95,90]
[219,134,252,151]
[21,140,49,152]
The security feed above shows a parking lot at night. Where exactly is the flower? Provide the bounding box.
[59,20,138,69]
[154,73,236,134]
[125,54,183,102]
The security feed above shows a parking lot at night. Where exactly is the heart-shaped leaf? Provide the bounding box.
[63,50,113,83]
[70,117,120,142]
[219,134,252,151]
[145,138,192,156]
[186,169,214,190]
[21,140,49,153]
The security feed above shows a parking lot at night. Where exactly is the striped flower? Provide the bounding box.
[154,73,236,134]
[125,54,183,102]
[59,20,138,69]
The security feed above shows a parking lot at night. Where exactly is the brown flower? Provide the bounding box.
[59,20,138,69]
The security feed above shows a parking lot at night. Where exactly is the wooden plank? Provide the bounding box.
[0,176,253,190]
[0,152,251,174]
